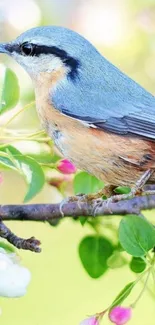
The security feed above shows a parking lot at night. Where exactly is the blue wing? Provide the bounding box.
[52,51,155,140]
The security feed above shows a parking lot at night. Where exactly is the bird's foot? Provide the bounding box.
[93,188,137,216]
[74,185,115,202]
[107,169,154,204]
[93,169,154,215]
[59,193,88,217]
[59,170,154,217]
[59,185,115,217]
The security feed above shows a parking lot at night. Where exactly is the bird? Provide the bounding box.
[1,25,155,202]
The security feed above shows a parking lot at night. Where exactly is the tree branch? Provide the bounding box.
[0,194,155,220]
[0,194,155,252]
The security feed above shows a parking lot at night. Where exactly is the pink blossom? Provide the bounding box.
[80,316,99,325]
[109,306,132,325]
[57,159,77,174]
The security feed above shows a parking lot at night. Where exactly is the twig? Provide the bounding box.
[0,221,41,252]
[0,193,155,253]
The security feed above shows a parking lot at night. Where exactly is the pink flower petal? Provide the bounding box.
[57,159,77,174]
[109,306,132,325]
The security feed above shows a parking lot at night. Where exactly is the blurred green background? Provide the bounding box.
[0,0,155,324]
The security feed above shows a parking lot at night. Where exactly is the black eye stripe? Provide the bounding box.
[19,43,73,61]
[6,42,80,81]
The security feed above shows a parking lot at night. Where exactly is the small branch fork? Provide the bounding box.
[0,221,41,252]
[0,193,155,252]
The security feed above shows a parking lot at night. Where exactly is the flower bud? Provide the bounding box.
[57,159,77,174]
[109,306,132,325]
[80,316,99,325]
[0,248,31,298]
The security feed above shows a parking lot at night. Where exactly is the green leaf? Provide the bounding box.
[110,281,135,309]
[0,146,45,202]
[114,186,131,194]
[0,150,18,170]
[130,257,146,273]
[74,171,104,195]
[107,251,127,269]
[0,68,20,114]
[13,155,45,202]
[119,216,155,257]
[0,154,16,169]
[0,145,24,170]
[79,235,114,278]
[0,145,21,155]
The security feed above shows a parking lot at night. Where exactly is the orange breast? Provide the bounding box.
[33,69,155,187]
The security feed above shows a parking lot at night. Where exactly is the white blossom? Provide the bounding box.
[0,248,31,298]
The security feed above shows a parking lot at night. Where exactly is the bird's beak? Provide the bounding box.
[0,43,9,54]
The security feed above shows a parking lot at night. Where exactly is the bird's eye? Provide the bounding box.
[20,42,35,56]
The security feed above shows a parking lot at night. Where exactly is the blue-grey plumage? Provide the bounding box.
[2,26,155,190]
[1,26,155,139]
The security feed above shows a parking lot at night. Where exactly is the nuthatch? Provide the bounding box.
[1,26,155,200]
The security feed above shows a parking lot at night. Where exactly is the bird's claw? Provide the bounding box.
[92,198,104,216]
[59,194,84,217]
[93,197,115,215]
[92,191,136,216]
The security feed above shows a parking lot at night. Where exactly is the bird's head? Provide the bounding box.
[0,26,98,81]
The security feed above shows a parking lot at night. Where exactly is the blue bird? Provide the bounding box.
[1,26,155,201]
